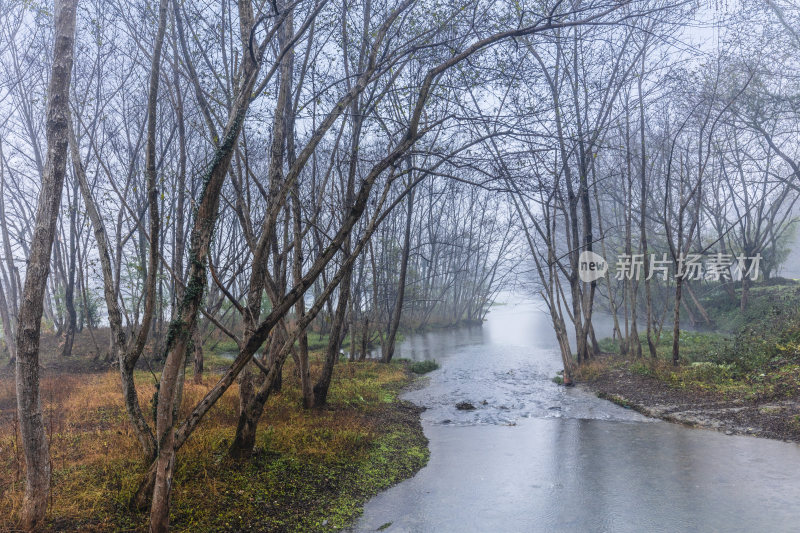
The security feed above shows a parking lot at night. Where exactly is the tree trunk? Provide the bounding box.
[315,276,350,406]
[230,367,257,459]
[192,329,204,384]
[292,158,312,407]
[672,277,682,366]
[149,1,264,526]
[229,342,286,459]
[383,182,414,363]
[637,47,657,359]
[60,179,78,358]
[0,278,16,363]
[359,316,369,361]
[14,0,77,528]
[145,0,181,528]
[740,259,751,312]
[0,140,20,365]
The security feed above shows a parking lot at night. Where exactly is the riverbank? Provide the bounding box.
[580,356,800,442]
[579,280,800,442]
[0,338,429,531]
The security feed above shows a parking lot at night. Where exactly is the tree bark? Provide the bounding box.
[149,2,265,528]
[383,181,414,363]
[229,340,286,459]
[14,0,77,529]
[359,316,370,361]
[292,188,313,405]
[60,179,78,358]
[315,280,350,405]
[638,46,657,359]
[192,329,204,385]
[0,140,20,365]
[672,277,682,366]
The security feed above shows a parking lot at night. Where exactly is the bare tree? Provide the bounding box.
[14,0,77,529]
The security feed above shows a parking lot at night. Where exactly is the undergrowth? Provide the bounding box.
[0,340,428,532]
[591,279,800,401]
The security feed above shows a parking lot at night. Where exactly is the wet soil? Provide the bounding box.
[583,360,800,443]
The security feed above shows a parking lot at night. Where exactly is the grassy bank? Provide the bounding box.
[0,339,429,532]
[587,279,800,400]
[581,279,800,440]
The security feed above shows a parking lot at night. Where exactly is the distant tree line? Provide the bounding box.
[489,0,800,380]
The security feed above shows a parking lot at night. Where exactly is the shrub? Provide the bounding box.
[686,361,734,384]
[410,360,439,374]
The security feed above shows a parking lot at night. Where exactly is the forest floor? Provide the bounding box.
[0,331,429,532]
[581,278,800,443]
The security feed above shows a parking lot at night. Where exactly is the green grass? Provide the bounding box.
[207,331,378,356]
[698,278,800,333]
[169,414,428,532]
[410,360,439,374]
[598,330,731,364]
[593,279,800,401]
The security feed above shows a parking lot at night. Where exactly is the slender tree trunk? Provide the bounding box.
[740,257,751,312]
[288,77,311,406]
[0,277,16,363]
[60,179,78,358]
[316,0,371,391]
[315,273,350,405]
[637,48,657,358]
[144,0,180,529]
[171,23,187,309]
[0,140,20,365]
[383,182,414,363]
[293,189,312,406]
[70,123,157,459]
[672,277,682,366]
[192,329,203,384]
[149,1,265,526]
[15,0,77,528]
[359,316,370,361]
[624,105,642,358]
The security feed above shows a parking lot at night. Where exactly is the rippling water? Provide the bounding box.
[353,298,800,532]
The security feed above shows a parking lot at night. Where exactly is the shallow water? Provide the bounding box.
[353,299,800,532]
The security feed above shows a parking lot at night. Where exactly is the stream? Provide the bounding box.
[352,299,800,532]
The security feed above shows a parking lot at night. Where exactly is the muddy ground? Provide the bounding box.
[583,361,800,443]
